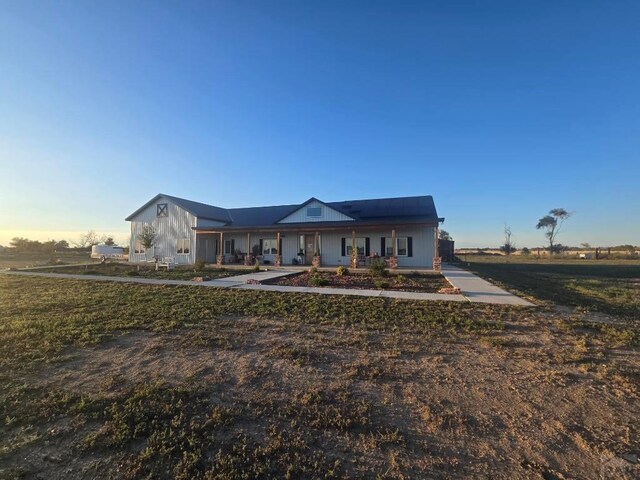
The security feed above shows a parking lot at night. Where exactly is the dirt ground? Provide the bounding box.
[4,310,638,479]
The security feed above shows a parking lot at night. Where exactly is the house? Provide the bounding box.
[125,194,445,269]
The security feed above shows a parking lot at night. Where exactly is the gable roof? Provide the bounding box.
[124,194,232,223]
[273,197,356,223]
[126,194,442,227]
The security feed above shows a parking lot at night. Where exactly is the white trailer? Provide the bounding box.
[91,244,127,261]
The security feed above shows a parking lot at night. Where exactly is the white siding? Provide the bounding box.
[278,200,355,224]
[316,227,436,268]
[129,196,199,265]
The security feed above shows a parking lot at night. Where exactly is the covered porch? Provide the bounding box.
[194,223,440,270]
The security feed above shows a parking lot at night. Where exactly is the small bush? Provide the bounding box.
[309,266,318,274]
[126,270,140,277]
[374,279,389,289]
[369,258,388,278]
[336,266,349,276]
[309,273,328,287]
[254,259,260,271]
[194,259,206,272]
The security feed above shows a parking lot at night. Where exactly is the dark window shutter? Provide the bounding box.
[259,239,263,254]
[408,237,413,257]
[215,239,219,255]
[231,239,235,254]
[278,238,282,254]
[365,237,370,256]
[381,237,386,257]
[341,238,346,256]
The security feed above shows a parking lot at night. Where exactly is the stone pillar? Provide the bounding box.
[350,230,358,268]
[312,231,321,267]
[274,232,282,266]
[245,232,252,265]
[390,228,397,269]
[217,232,224,266]
[433,257,442,272]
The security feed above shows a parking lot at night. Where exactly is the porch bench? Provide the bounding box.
[157,256,176,271]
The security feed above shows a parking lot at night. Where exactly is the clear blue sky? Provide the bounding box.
[0,1,638,248]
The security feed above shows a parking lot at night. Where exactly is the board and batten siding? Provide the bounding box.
[278,200,355,224]
[317,227,436,268]
[129,196,203,265]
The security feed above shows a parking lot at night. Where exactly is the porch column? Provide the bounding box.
[389,228,398,269]
[275,232,282,266]
[433,226,442,272]
[312,231,320,267]
[351,229,357,268]
[217,232,224,266]
[245,232,252,266]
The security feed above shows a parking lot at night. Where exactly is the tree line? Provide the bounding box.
[6,230,119,253]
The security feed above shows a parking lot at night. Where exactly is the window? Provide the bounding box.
[385,237,408,256]
[306,207,322,217]
[134,240,145,254]
[262,239,278,255]
[177,238,190,254]
[345,238,366,256]
[157,203,168,217]
[224,239,235,254]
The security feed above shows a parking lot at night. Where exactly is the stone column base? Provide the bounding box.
[387,256,398,269]
[216,255,225,266]
[312,255,321,268]
[433,257,442,271]
[244,255,253,266]
[274,255,282,267]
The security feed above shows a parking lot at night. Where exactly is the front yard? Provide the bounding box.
[32,263,254,281]
[0,274,638,479]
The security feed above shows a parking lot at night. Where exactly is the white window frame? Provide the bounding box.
[345,237,366,256]
[306,207,322,217]
[385,237,408,256]
[177,238,190,255]
[134,240,145,254]
[262,238,278,255]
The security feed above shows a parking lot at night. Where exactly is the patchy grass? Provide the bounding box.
[0,251,93,269]
[462,257,640,318]
[0,274,638,479]
[31,262,254,281]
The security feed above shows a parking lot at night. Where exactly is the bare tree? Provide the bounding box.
[438,230,453,241]
[501,223,516,255]
[536,208,571,255]
[73,230,99,248]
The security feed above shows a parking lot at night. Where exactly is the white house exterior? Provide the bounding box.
[126,194,444,269]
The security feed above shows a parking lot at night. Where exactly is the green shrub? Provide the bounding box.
[254,259,260,272]
[374,279,389,289]
[336,266,349,276]
[309,273,328,287]
[309,266,318,274]
[126,270,140,277]
[369,258,388,278]
[194,259,206,272]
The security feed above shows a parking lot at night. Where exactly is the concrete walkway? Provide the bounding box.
[1,267,534,306]
[441,264,534,306]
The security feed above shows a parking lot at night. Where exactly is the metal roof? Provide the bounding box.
[126,194,442,227]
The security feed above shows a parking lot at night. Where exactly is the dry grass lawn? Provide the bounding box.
[0,273,638,479]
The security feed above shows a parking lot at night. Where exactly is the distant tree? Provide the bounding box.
[536,208,571,255]
[100,236,115,246]
[521,247,531,255]
[500,223,516,255]
[74,230,99,248]
[438,230,453,241]
[580,242,591,250]
[54,240,69,250]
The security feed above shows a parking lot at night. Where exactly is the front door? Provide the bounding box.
[305,235,315,265]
